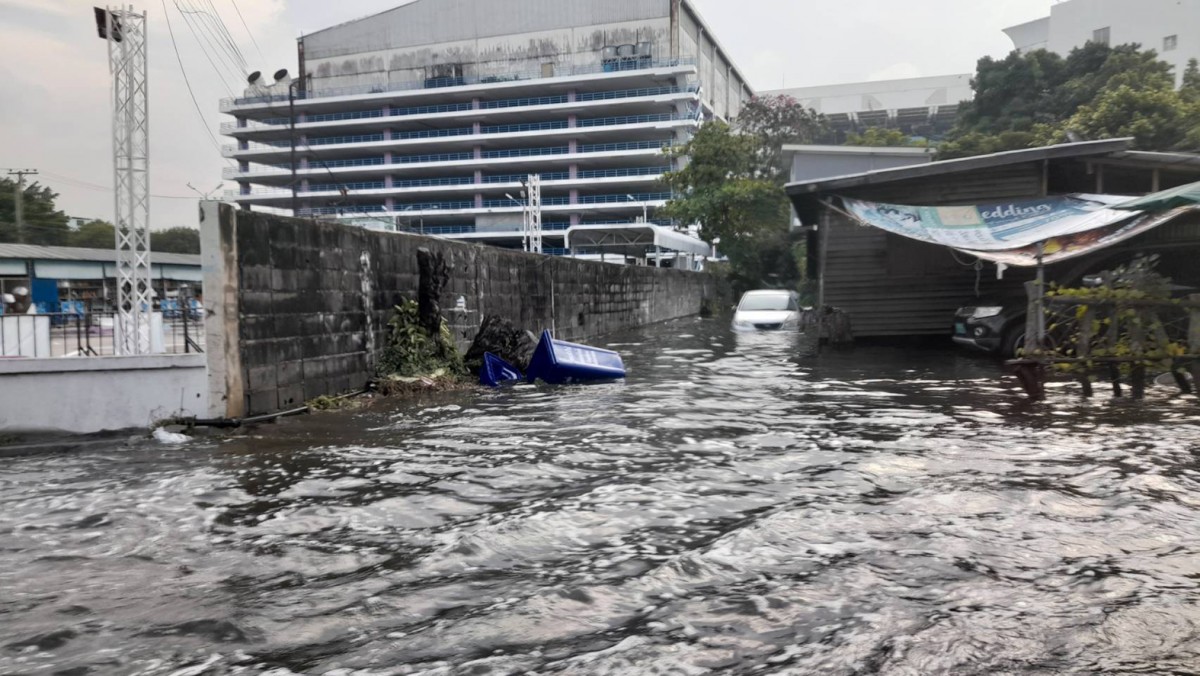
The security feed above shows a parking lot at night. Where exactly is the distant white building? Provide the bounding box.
[1004,0,1200,86]
[762,74,973,140]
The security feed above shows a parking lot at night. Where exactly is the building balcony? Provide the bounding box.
[219,85,700,139]
[220,59,698,115]
[220,114,697,161]
[222,142,675,183]
[226,168,671,205]
[291,193,671,220]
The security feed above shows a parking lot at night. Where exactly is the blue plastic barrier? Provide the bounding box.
[525,330,627,384]
[480,352,524,387]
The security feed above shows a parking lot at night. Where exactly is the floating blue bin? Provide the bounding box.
[526,330,627,384]
[480,352,524,387]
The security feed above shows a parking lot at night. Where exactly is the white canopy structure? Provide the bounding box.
[563,224,710,263]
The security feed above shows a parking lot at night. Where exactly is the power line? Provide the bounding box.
[40,170,199,200]
[179,0,245,74]
[201,0,248,70]
[175,1,242,91]
[228,0,264,63]
[160,0,232,162]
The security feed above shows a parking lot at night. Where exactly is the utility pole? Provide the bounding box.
[96,5,152,355]
[6,169,38,244]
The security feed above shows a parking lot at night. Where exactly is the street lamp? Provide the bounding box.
[627,194,648,224]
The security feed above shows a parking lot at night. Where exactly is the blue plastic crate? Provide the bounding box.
[526,330,626,384]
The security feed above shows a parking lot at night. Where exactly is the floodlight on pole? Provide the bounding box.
[96,4,152,355]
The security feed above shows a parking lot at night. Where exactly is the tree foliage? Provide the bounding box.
[0,178,71,246]
[845,127,925,147]
[69,220,116,249]
[940,43,1200,158]
[662,95,823,292]
[151,226,201,254]
[734,95,828,182]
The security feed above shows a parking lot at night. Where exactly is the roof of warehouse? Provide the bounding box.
[785,138,1139,197]
[0,244,200,266]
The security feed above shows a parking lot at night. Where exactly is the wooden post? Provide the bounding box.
[1106,304,1123,397]
[1148,310,1191,394]
[1023,280,1042,355]
[1077,306,1095,398]
[1189,294,1200,398]
[1130,309,1146,400]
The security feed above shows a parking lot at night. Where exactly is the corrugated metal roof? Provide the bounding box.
[786,139,1137,197]
[0,244,200,266]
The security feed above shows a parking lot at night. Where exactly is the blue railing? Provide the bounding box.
[578,140,672,153]
[314,157,387,169]
[543,196,571,206]
[577,86,687,102]
[578,192,672,204]
[413,225,477,235]
[306,181,386,192]
[544,222,571,231]
[308,133,386,146]
[392,152,474,165]
[225,58,698,108]
[482,146,570,159]
[545,247,569,256]
[393,176,474,188]
[578,113,678,128]
[482,174,526,184]
[393,127,474,140]
[300,205,387,216]
[306,109,387,123]
[391,102,474,116]
[396,200,475,211]
[482,198,524,208]
[482,120,569,134]
[578,166,670,179]
[481,94,569,110]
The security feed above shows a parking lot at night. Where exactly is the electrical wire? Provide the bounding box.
[179,0,246,74]
[160,0,234,166]
[198,0,248,71]
[40,170,203,200]
[175,1,242,92]
[228,0,264,63]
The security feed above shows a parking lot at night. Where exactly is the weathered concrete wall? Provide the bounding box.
[203,204,722,418]
[0,355,207,433]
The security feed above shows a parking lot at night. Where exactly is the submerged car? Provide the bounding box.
[953,296,1027,357]
[732,290,803,332]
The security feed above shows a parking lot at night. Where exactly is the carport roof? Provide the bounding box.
[0,243,200,267]
[564,224,711,257]
[786,138,1138,197]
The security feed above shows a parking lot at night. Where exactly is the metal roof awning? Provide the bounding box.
[563,224,711,257]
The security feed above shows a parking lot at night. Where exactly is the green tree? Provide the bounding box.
[661,121,800,293]
[1180,58,1200,103]
[940,42,1198,158]
[845,127,925,147]
[150,226,201,254]
[0,178,71,246]
[734,95,828,182]
[68,220,117,249]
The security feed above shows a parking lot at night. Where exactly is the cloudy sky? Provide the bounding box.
[0,0,1052,228]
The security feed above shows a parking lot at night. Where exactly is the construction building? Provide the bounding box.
[220,0,750,258]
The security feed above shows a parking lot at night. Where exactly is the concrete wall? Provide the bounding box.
[0,355,207,433]
[203,203,722,418]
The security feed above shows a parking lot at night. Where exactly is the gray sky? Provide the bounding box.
[0,0,1052,229]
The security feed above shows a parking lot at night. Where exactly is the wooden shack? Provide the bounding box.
[786,139,1200,339]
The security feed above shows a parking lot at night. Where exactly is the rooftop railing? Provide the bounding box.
[578,192,672,204]
[222,58,697,109]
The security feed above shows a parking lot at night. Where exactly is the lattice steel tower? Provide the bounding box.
[98,5,152,354]
[523,174,543,255]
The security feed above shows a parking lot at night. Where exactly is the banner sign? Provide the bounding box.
[960,207,1196,267]
[841,194,1136,251]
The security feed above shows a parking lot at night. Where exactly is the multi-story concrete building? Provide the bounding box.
[220,0,751,257]
[762,74,973,142]
[1005,0,1200,87]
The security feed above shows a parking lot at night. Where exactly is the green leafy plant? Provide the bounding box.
[376,299,465,379]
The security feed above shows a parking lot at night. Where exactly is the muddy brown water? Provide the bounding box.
[3,318,1200,675]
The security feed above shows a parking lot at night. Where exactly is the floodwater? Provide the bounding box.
[4,319,1200,675]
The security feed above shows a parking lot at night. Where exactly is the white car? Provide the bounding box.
[732,290,803,332]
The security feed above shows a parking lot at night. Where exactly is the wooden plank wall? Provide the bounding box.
[821,163,1044,337]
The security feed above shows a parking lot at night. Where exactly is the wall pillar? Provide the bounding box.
[199,201,244,419]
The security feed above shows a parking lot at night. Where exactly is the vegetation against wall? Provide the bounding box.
[940,44,1200,159]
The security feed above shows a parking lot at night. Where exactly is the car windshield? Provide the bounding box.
[739,293,796,312]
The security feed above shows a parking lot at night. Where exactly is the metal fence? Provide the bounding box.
[0,310,205,359]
